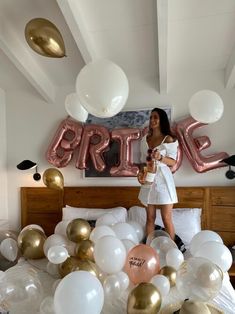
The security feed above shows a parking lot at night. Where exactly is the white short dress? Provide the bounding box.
[138,135,178,206]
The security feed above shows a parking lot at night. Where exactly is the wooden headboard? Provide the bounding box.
[21,186,235,246]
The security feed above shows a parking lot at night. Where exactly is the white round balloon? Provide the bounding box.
[0,238,18,262]
[54,271,104,314]
[166,248,184,270]
[47,245,69,264]
[194,241,232,272]
[65,92,88,122]
[95,213,118,227]
[189,90,224,124]
[76,59,129,118]
[150,274,170,297]
[94,235,126,274]
[90,225,116,244]
[112,222,139,244]
[128,221,145,242]
[190,230,223,256]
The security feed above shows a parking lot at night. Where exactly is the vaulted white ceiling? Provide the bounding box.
[1,0,235,103]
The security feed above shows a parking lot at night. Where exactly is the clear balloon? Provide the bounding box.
[122,239,136,254]
[190,230,223,256]
[194,241,232,272]
[43,168,64,190]
[124,244,160,285]
[54,271,104,314]
[43,234,68,256]
[76,59,129,118]
[146,229,170,246]
[176,257,223,301]
[116,271,129,291]
[175,116,228,173]
[40,296,55,314]
[189,90,224,124]
[150,236,177,268]
[54,220,71,236]
[103,274,122,300]
[94,235,126,274]
[46,262,60,279]
[150,274,170,297]
[21,224,45,234]
[110,128,141,176]
[25,18,65,58]
[0,265,43,313]
[65,93,88,122]
[46,117,83,168]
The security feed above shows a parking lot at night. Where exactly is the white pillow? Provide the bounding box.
[63,206,127,223]
[128,206,202,247]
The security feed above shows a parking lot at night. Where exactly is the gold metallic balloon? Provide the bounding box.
[66,219,91,243]
[58,256,98,278]
[127,283,161,314]
[76,259,99,278]
[159,266,177,287]
[17,228,46,259]
[59,256,80,278]
[75,239,95,262]
[25,18,66,58]
[43,168,64,190]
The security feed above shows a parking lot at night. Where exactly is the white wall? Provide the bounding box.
[0,88,8,221]
[5,70,235,230]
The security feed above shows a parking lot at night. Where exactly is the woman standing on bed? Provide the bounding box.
[138,107,178,240]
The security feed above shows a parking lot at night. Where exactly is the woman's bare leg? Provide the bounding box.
[160,204,175,240]
[146,204,156,236]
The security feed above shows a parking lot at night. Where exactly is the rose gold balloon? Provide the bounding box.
[46,117,83,168]
[18,228,47,259]
[75,124,110,172]
[124,244,160,285]
[75,239,95,262]
[110,128,141,176]
[127,282,161,314]
[159,266,177,287]
[175,116,228,173]
[66,219,91,243]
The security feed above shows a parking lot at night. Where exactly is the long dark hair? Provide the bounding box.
[149,108,174,137]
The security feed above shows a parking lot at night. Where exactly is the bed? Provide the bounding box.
[21,186,235,246]
[10,186,235,313]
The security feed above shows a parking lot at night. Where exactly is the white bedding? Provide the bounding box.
[18,256,235,314]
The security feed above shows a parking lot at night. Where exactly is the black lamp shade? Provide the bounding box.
[220,155,235,166]
[17,160,37,170]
